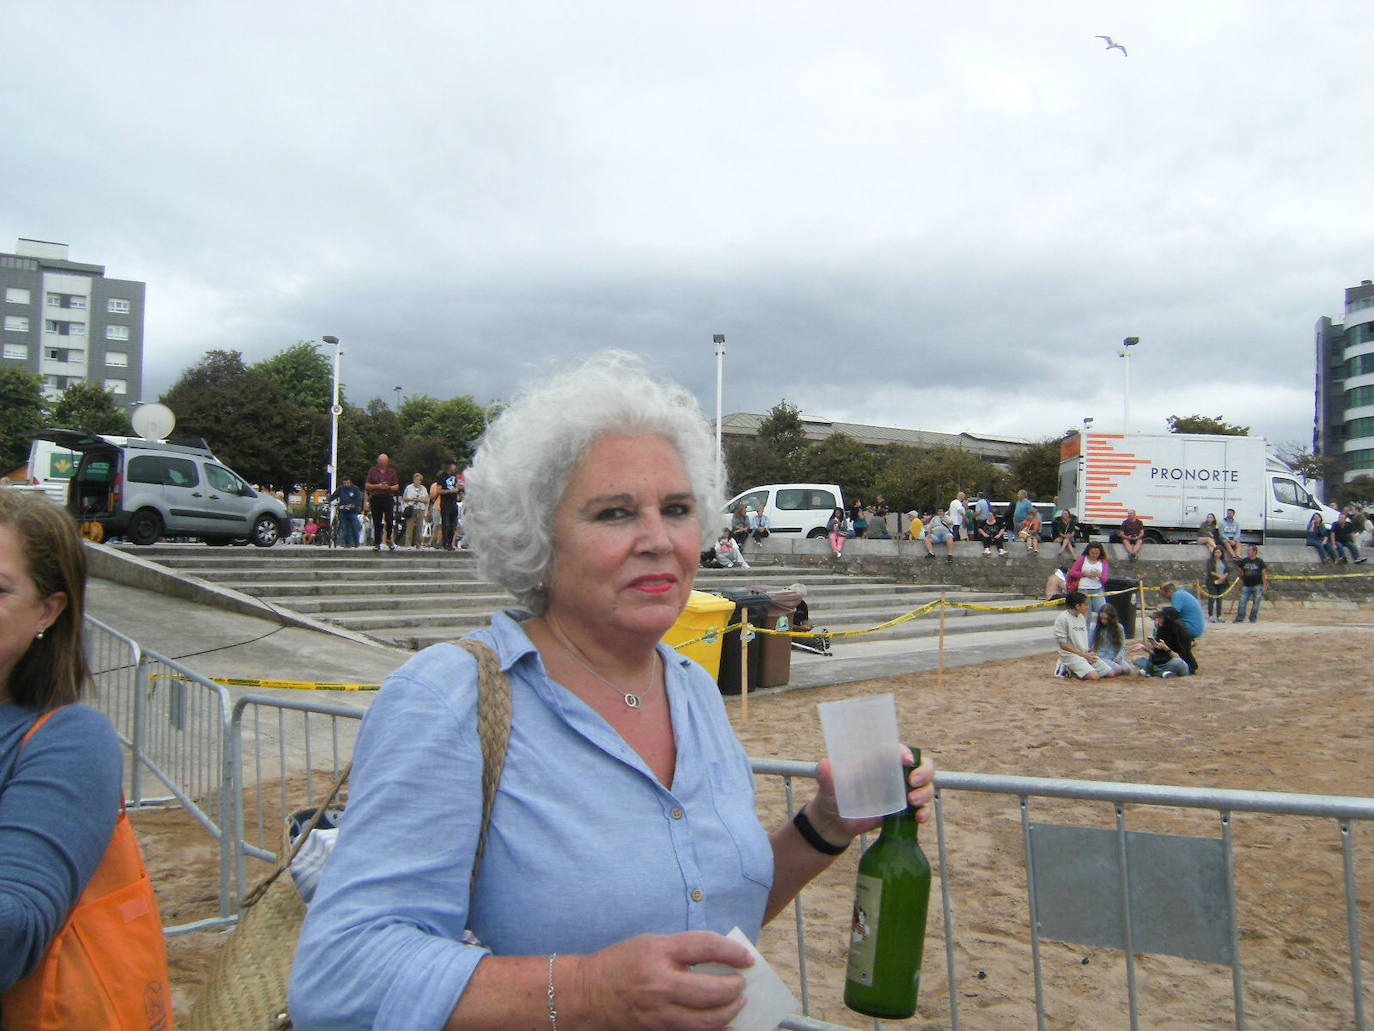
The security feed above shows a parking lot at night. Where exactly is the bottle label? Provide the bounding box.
[845,872,883,986]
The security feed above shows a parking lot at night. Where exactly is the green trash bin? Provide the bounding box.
[1105,576,1140,638]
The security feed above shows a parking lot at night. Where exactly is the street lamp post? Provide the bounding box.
[1120,336,1139,431]
[713,334,726,492]
[323,336,343,540]
[394,386,402,411]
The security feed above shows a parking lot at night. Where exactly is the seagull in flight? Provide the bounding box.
[1096,35,1128,56]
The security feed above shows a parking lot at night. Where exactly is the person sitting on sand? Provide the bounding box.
[1159,581,1205,640]
[1088,604,1135,676]
[1129,605,1197,677]
[1053,591,1122,680]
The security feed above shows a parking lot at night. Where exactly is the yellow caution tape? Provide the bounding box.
[210,677,382,692]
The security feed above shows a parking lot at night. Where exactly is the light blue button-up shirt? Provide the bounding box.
[290,611,774,1031]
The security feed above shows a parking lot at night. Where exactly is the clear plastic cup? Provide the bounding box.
[818,693,906,818]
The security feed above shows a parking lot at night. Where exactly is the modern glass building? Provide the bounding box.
[1314,279,1374,483]
[0,237,146,405]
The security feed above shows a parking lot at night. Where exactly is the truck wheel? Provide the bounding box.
[806,527,827,539]
[251,514,281,548]
[128,509,163,546]
[1144,530,1165,545]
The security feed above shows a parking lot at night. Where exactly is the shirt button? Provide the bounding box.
[690,889,704,903]
[670,807,684,820]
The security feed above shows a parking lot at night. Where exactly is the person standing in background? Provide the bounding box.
[366,453,401,552]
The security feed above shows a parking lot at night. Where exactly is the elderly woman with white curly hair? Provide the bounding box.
[290,351,933,1031]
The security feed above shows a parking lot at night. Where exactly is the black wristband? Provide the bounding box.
[792,808,848,856]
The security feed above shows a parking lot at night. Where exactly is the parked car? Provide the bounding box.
[33,429,289,547]
[722,483,845,539]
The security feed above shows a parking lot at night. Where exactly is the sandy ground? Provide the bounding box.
[132,601,1374,1029]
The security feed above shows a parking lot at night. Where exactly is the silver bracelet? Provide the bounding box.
[547,953,559,1031]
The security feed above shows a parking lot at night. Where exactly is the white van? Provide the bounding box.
[722,483,845,539]
[25,437,82,503]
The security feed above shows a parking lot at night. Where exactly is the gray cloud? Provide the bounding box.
[2,0,1369,451]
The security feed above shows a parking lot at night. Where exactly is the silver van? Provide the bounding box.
[36,430,289,547]
[722,483,845,539]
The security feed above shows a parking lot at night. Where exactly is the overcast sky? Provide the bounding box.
[3,1,1369,450]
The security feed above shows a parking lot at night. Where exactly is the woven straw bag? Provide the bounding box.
[185,639,511,1031]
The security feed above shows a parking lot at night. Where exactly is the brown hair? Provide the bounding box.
[0,491,91,709]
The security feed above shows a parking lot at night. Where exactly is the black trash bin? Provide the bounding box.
[715,589,769,695]
[748,586,803,688]
[1105,576,1140,638]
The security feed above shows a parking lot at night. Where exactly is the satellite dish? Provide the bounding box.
[132,403,177,441]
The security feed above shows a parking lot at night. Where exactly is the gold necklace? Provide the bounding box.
[546,620,658,711]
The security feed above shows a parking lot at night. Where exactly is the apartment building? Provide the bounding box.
[1,237,146,404]
[1314,279,1374,483]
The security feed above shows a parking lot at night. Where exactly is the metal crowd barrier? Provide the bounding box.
[228,694,363,906]
[85,616,237,934]
[755,759,1372,1031]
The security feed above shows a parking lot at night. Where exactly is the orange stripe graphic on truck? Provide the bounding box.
[1081,436,1155,521]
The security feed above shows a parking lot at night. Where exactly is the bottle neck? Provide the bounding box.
[878,751,921,841]
[878,804,920,840]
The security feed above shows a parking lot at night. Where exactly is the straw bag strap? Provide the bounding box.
[457,637,512,875]
[244,638,510,909]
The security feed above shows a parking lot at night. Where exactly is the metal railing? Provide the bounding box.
[757,759,1372,1031]
[85,616,237,934]
[227,694,363,906]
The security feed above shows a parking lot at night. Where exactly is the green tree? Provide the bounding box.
[251,341,338,496]
[1275,442,1343,484]
[898,446,1006,513]
[401,395,487,468]
[723,437,789,494]
[755,400,808,466]
[1007,436,1066,500]
[161,350,294,487]
[48,382,134,436]
[1331,474,1374,508]
[871,444,926,512]
[252,341,333,412]
[0,367,47,472]
[1166,414,1250,436]
[802,433,878,502]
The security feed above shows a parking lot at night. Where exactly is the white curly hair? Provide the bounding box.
[462,351,722,613]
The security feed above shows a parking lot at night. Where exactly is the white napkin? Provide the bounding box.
[693,927,799,1031]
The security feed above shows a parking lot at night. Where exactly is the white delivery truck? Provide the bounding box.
[1058,431,1339,544]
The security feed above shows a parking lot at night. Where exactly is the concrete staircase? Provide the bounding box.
[115,544,1059,688]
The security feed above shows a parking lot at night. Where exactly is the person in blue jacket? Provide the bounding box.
[327,475,364,548]
[1159,581,1205,640]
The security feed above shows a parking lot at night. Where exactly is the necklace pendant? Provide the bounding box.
[623,692,642,710]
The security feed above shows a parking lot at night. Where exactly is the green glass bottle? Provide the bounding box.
[843,748,931,1020]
